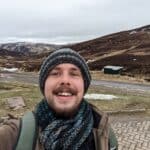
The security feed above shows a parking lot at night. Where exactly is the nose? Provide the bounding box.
[60,73,70,85]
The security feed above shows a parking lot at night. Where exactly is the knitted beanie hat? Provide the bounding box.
[39,48,91,95]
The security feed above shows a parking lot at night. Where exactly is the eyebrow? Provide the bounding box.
[53,66,80,71]
[51,67,60,71]
[70,67,79,71]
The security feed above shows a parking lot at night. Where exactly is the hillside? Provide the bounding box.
[0,25,150,78]
[69,25,150,78]
[0,42,61,71]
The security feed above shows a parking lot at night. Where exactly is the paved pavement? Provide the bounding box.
[111,117,150,150]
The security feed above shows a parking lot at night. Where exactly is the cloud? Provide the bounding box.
[0,0,149,43]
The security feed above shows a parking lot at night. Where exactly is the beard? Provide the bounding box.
[46,84,82,118]
[47,99,82,118]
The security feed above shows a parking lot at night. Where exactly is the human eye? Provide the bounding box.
[49,70,60,76]
[70,71,81,77]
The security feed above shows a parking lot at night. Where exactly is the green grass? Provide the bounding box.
[0,81,42,117]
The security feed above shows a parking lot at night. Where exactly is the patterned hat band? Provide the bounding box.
[39,48,91,95]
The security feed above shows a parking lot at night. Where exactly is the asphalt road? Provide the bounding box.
[92,80,150,93]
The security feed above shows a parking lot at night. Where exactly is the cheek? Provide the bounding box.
[75,79,84,93]
[44,79,54,95]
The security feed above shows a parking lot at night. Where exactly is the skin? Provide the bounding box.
[44,63,84,117]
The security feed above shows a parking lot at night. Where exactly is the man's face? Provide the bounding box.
[44,63,84,117]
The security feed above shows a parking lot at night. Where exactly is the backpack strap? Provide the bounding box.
[15,111,37,150]
[108,127,118,150]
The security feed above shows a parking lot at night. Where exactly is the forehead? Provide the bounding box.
[52,63,81,71]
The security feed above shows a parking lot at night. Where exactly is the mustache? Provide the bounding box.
[53,85,77,95]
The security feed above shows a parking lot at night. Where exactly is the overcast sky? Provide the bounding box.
[0,0,150,44]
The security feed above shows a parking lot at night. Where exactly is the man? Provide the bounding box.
[0,48,118,150]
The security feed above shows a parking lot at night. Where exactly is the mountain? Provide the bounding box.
[68,25,150,77]
[0,42,62,56]
[0,42,62,71]
[0,25,150,77]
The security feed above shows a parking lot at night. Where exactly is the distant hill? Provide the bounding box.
[0,25,150,78]
[68,25,150,77]
[0,42,62,71]
[0,42,62,56]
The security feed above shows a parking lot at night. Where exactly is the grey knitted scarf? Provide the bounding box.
[35,99,93,150]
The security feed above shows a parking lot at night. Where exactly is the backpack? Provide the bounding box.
[15,111,118,150]
[15,112,37,150]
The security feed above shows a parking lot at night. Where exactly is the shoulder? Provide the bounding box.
[90,104,118,149]
[0,114,20,133]
[0,115,20,150]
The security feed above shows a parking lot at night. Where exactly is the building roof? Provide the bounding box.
[104,65,123,70]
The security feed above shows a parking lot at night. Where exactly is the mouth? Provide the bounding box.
[57,92,73,96]
[53,86,77,100]
[54,91,75,102]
